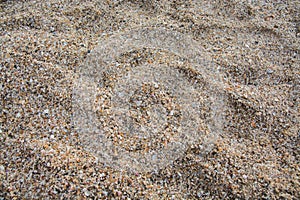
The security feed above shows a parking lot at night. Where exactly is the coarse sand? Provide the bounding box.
[0,0,299,199]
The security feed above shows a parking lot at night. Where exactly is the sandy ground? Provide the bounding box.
[0,0,299,199]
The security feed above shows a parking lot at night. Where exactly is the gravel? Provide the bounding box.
[1,0,299,199]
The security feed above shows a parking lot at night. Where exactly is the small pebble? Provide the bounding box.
[266,68,274,74]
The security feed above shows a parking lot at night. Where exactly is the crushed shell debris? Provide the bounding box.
[1,0,299,199]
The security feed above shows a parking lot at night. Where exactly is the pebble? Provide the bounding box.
[83,188,90,197]
[266,68,274,74]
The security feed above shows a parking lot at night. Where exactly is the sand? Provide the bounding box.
[0,0,299,199]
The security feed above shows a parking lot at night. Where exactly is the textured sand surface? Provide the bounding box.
[1,0,299,199]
